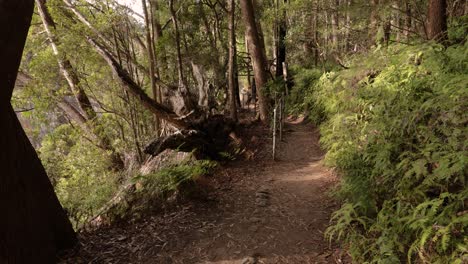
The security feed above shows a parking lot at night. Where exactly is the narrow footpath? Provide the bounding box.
[64,119,344,264]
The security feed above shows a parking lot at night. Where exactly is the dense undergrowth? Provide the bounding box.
[289,41,467,262]
[39,125,217,228]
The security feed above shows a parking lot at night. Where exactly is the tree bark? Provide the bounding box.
[275,0,287,78]
[404,0,412,41]
[168,0,185,90]
[228,0,238,121]
[344,0,352,52]
[141,0,161,130]
[0,1,77,262]
[37,0,123,168]
[369,0,379,46]
[168,0,197,115]
[88,38,189,130]
[240,0,270,122]
[330,0,339,51]
[427,0,447,42]
[37,0,95,120]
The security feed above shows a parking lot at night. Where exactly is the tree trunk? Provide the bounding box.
[169,0,185,90]
[275,0,287,78]
[0,1,77,262]
[427,0,447,42]
[330,0,339,51]
[168,0,197,114]
[141,0,160,131]
[36,0,95,120]
[228,0,238,121]
[37,0,123,168]
[88,38,190,130]
[314,0,320,65]
[240,0,270,122]
[404,0,412,41]
[344,0,352,52]
[369,0,379,46]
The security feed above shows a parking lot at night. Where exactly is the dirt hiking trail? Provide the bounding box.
[63,119,344,264]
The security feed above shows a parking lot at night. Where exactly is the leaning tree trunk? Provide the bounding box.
[240,0,270,122]
[427,0,447,42]
[0,0,77,263]
[36,0,123,168]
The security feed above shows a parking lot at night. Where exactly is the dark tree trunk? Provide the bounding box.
[240,0,270,122]
[275,0,287,78]
[405,0,412,41]
[0,1,77,262]
[228,0,238,121]
[427,0,447,42]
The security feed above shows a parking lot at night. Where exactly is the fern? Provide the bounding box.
[297,42,468,262]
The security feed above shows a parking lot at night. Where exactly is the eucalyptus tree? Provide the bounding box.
[240,0,270,122]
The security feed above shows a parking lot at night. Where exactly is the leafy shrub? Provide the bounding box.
[133,159,217,201]
[297,43,467,263]
[39,124,119,228]
[286,67,324,122]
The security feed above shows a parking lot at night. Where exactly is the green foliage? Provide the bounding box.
[264,77,287,99]
[39,124,119,228]
[448,15,468,44]
[287,67,324,122]
[132,160,217,201]
[293,43,468,262]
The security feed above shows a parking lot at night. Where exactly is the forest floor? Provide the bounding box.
[60,117,346,264]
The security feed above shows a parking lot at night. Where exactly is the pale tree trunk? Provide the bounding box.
[394,0,401,41]
[190,62,209,109]
[313,0,320,65]
[169,0,185,90]
[0,0,77,262]
[36,0,95,120]
[330,0,339,51]
[228,0,238,121]
[36,0,123,168]
[240,0,270,122]
[344,0,352,52]
[88,39,189,130]
[62,0,193,125]
[149,0,168,83]
[369,0,379,46]
[427,0,447,42]
[324,6,329,56]
[141,0,160,131]
[168,0,197,114]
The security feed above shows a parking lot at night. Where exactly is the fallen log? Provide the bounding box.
[144,115,236,160]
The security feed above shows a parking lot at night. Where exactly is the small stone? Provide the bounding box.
[248,225,259,232]
[249,217,262,223]
[257,186,270,194]
[242,256,256,264]
[250,136,259,143]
